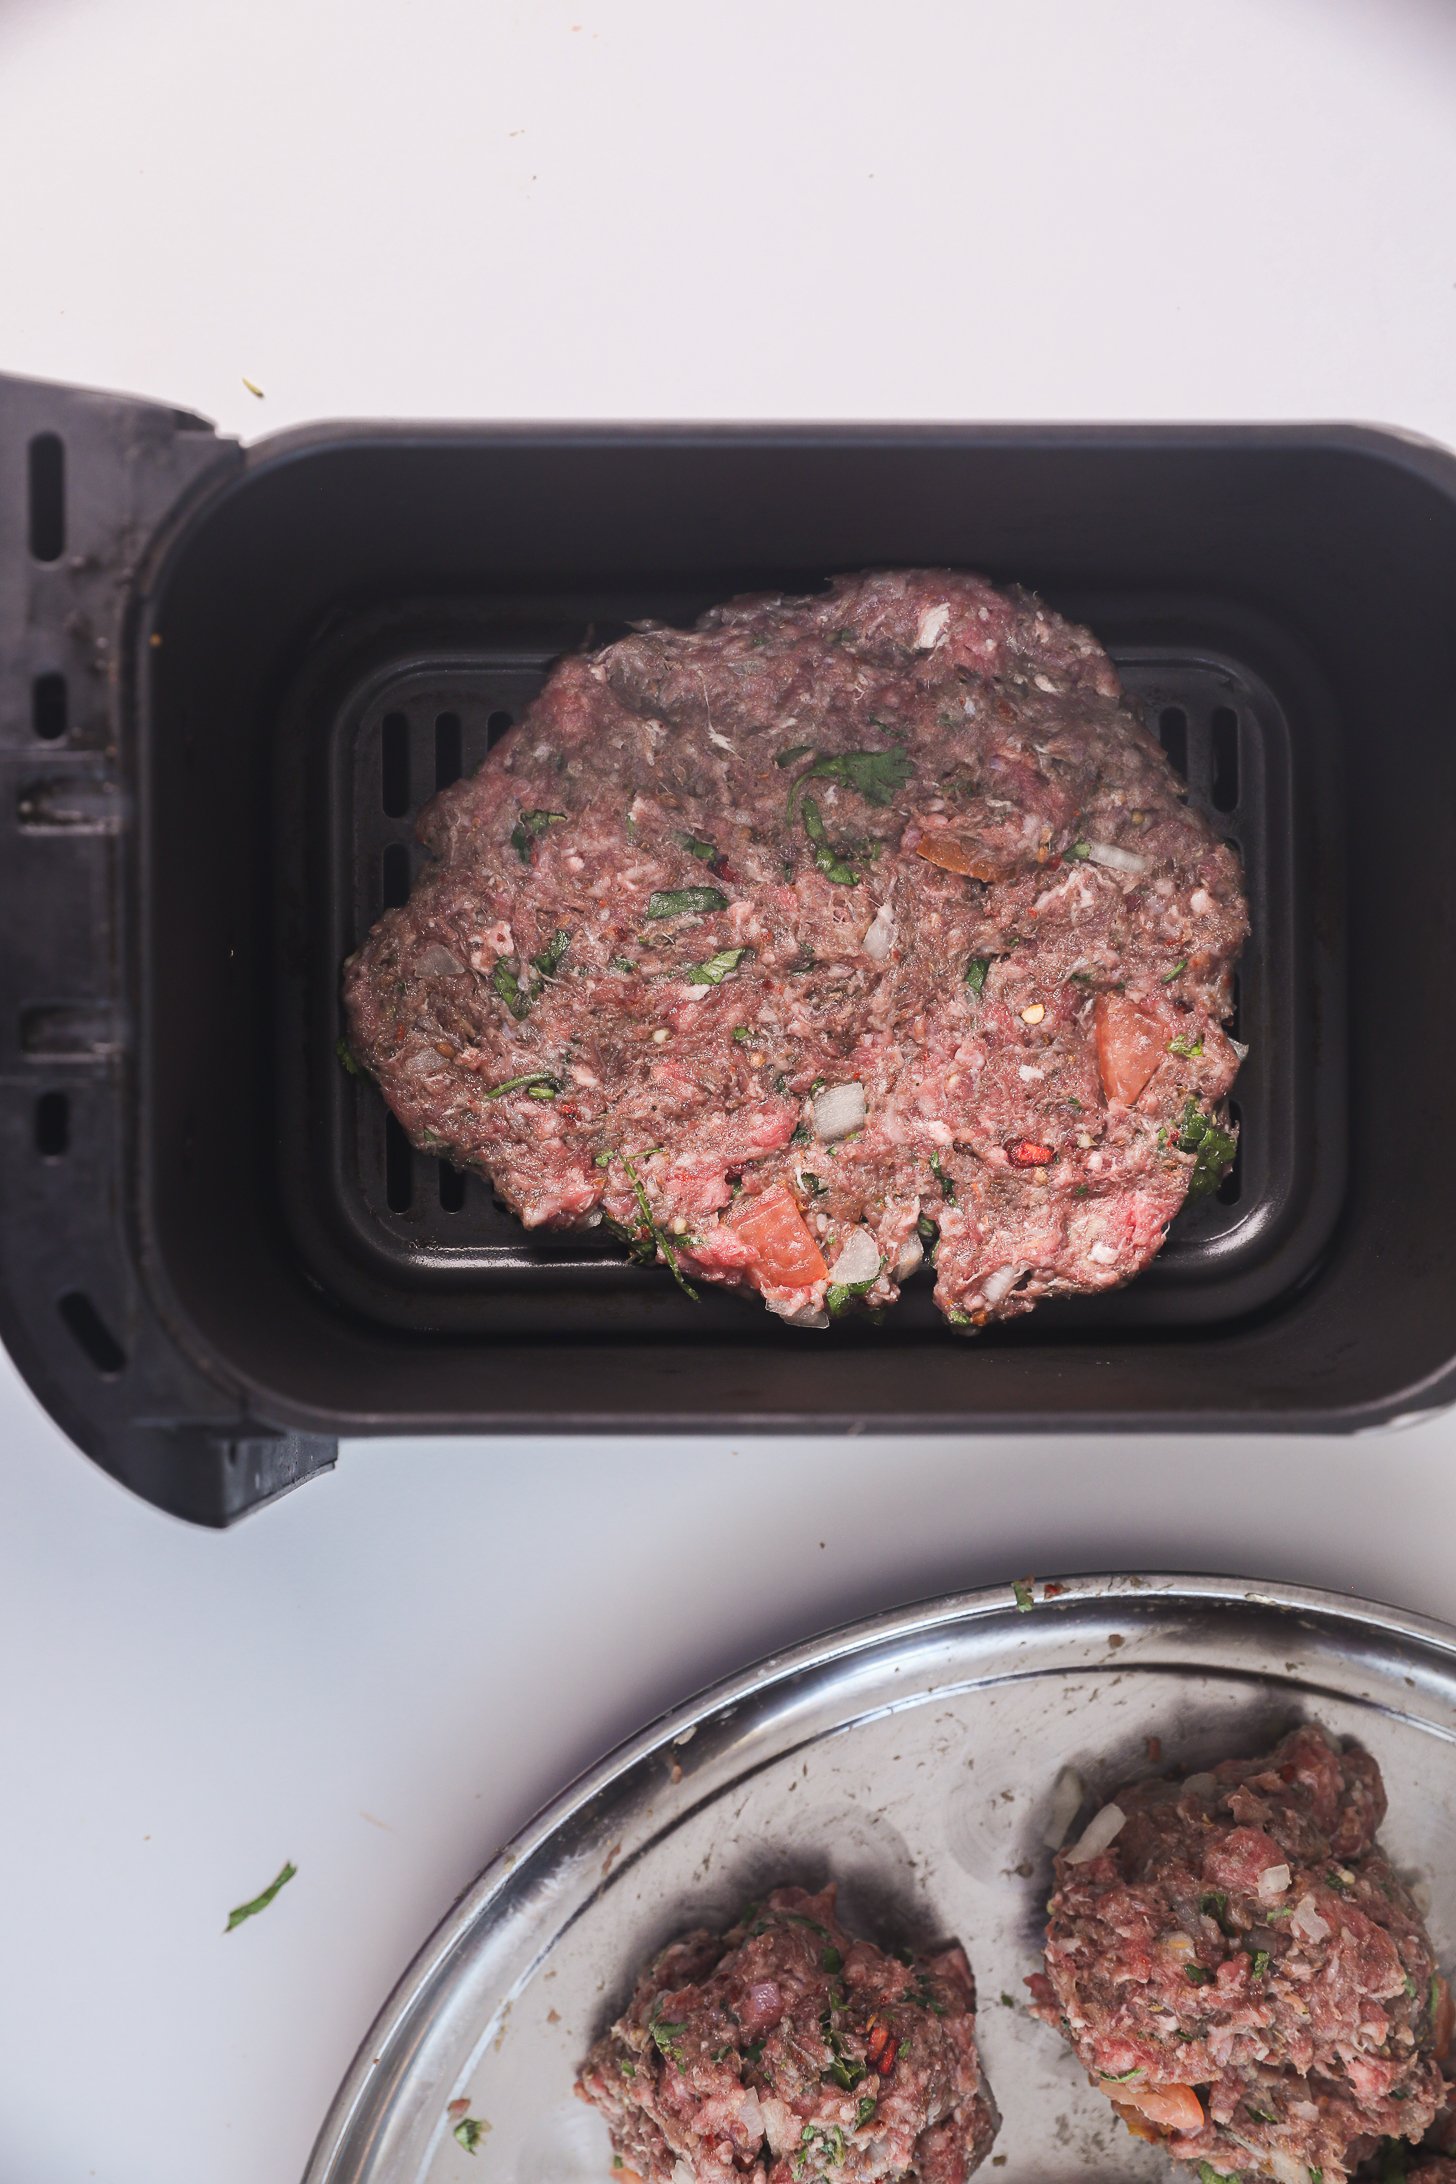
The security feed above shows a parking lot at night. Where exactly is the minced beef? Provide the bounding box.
[343,570,1247,1329]
[576,1885,998,2184]
[1030,1725,1448,2182]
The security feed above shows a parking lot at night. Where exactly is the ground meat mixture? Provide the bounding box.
[1029,1725,1449,2183]
[1360,2080,1456,2180]
[576,1885,998,2184]
[343,570,1247,1329]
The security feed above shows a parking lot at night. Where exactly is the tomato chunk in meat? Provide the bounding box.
[913,830,1029,884]
[1094,992,1165,1106]
[727,1184,829,1290]
[1112,2081,1204,2135]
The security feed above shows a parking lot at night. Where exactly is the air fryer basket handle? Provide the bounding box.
[0,372,335,1523]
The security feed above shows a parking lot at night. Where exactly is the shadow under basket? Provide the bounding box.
[2,382,1454,1521]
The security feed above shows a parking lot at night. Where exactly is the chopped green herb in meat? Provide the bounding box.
[646,886,728,920]
[801,796,859,886]
[510,807,565,862]
[789,746,914,810]
[484,1070,559,1099]
[1199,1888,1233,1934]
[1177,1096,1237,1201]
[491,961,529,1019]
[531,928,571,980]
[686,947,751,986]
[620,1155,700,1301]
[826,1266,879,1316]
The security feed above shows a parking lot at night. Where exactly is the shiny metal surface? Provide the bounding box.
[305,1576,1456,2183]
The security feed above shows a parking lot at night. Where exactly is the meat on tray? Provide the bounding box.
[576,1885,998,2184]
[1030,1724,1449,2182]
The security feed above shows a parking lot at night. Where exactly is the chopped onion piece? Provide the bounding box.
[673,2162,696,2184]
[765,1297,829,1330]
[1042,1765,1085,1849]
[914,601,950,649]
[1182,1772,1216,1799]
[813,1081,866,1142]
[830,1227,880,1286]
[862,901,895,962]
[982,1264,1021,1306]
[1086,840,1150,876]
[1257,1862,1291,1901]
[1264,2152,1317,2184]
[737,2094,764,2140]
[417,942,465,975]
[1291,1892,1331,1943]
[894,1232,924,1281]
[758,2097,794,2153]
[1064,1800,1126,1865]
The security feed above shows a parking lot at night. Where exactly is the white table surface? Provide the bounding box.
[3,2,1456,2179]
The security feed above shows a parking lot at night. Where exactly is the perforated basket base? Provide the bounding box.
[275,589,1342,1342]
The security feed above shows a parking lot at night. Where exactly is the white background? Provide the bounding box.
[2,3,1455,2179]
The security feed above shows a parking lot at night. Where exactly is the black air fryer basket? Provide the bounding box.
[3,371,1453,1524]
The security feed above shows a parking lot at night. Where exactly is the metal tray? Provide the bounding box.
[305,1576,1456,2183]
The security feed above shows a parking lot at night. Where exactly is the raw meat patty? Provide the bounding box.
[576,1885,998,2184]
[1030,1724,1448,2182]
[343,570,1248,1329]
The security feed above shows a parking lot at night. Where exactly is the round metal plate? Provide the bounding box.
[305,1575,1456,2183]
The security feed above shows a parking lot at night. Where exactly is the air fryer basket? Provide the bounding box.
[3,377,1453,1523]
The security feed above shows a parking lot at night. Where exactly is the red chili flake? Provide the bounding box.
[1146,1734,1163,1763]
[1008,1140,1054,1167]
[447,2098,471,2121]
[1043,1581,1066,1599]
[865,2022,899,2076]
